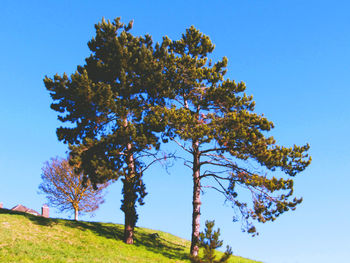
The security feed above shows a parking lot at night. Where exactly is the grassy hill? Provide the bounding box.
[0,209,261,263]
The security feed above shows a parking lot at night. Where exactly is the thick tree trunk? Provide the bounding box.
[123,177,135,244]
[121,118,136,244]
[123,136,136,244]
[124,185,135,245]
[190,140,201,256]
[124,224,134,244]
[74,208,78,221]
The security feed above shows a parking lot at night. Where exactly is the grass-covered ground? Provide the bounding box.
[0,209,261,263]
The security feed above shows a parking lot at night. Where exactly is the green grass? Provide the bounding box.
[0,209,261,263]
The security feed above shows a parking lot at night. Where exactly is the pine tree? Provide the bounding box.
[45,18,168,244]
[156,26,311,256]
[190,220,232,263]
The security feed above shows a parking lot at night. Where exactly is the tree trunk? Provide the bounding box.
[124,196,134,244]
[190,140,201,256]
[123,135,136,244]
[123,174,135,244]
[74,208,78,221]
[121,118,136,244]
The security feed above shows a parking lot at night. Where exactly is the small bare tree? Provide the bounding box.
[39,157,109,220]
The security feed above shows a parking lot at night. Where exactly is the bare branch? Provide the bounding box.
[200,147,229,154]
[38,157,108,220]
[171,138,192,154]
[199,173,231,181]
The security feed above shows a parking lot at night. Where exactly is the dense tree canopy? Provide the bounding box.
[45,18,169,244]
[45,17,311,254]
[156,26,311,256]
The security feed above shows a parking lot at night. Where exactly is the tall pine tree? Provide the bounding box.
[45,18,168,244]
[157,26,311,256]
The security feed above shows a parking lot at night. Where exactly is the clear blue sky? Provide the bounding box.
[1,1,349,262]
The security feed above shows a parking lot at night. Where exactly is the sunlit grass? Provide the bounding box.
[0,209,260,263]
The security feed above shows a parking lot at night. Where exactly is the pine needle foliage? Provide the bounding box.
[190,220,232,263]
[155,26,312,255]
[44,17,169,243]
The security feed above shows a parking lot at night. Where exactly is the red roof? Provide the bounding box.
[11,204,41,216]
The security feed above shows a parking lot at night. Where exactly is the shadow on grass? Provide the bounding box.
[0,208,190,261]
[0,208,57,227]
[133,230,189,260]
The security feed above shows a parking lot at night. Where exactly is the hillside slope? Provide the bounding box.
[0,209,261,263]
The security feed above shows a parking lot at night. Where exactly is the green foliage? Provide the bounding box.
[156,25,311,238]
[44,17,169,237]
[44,17,311,249]
[190,220,233,263]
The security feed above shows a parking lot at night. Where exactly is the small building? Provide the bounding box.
[3,204,50,218]
[11,204,41,216]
